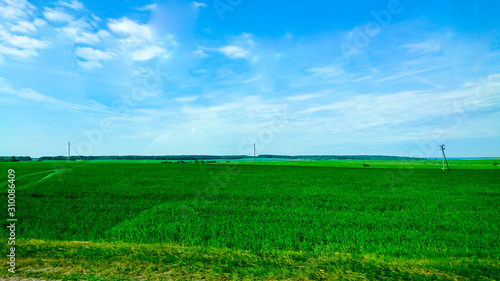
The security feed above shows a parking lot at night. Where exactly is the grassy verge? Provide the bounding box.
[2,239,498,280]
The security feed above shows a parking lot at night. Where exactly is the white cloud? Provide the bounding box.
[193,48,208,58]
[0,28,50,59]
[191,2,207,9]
[0,77,64,103]
[10,19,46,33]
[43,8,74,23]
[372,67,437,83]
[202,33,254,59]
[307,65,345,77]
[297,80,500,135]
[75,47,114,69]
[75,46,114,61]
[0,44,37,59]
[175,96,199,103]
[76,60,103,70]
[180,96,285,124]
[107,17,152,40]
[0,77,109,112]
[10,22,33,33]
[217,45,248,59]
[58,18,110,45]
[62,26,110,45]
[132,45,166,61]
[232,33,255,47]
[58,0,84,11]
[75,30,110,44]
[90,14,100,22]
[285,92,327,101]
[137,4,157,11]
[0,30,50,50]
[353,75,373,82]
[401,39,441,54]
[0,0,35,20]
[108,17,176,61]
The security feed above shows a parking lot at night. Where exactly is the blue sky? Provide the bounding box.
[1,0,499,158]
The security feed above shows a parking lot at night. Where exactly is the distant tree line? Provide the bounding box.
[36,154,426,161]
[37,155,249,161]
[165,160,220,164]
[258,155,426,160]
[0,156,32,162]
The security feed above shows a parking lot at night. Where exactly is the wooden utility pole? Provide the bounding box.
[439,144,449,171]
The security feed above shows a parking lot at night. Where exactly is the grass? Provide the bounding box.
[3,239,498,280]
[227,158,500,169]
[0,160,499,280]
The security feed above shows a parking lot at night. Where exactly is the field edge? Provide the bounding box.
[2,239,499,280]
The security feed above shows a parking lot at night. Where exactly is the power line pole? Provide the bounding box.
[254,142,256,167]
[439,144,449,171]
[68,141,71,165]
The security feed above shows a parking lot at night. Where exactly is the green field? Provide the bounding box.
[1,160,499,280]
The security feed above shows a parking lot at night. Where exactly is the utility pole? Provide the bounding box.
[439,144,449,171]
[68,141,71,165]
[254,142,256,167]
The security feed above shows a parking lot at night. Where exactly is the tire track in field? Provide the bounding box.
[1,161,90,191]
[0,170,55,190]
[1,168,76,192]
[1,170,57,192]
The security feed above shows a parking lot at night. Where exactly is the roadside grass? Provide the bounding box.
[3,239,498,280]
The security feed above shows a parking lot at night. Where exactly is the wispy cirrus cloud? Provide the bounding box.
[0,77,108,113]
[43,8,74,23]
[75,46,114,70]
[217,45,248,59]
[0,0,36,20]
[0,30,50,50]
[9,18,46,33]
[201,33,254,59]
[401,39,441,54]
[306,65,345,78]
[0,27,50,59]
[191,2,207,9]
[132,45,166,61]
[60,18,110,45]
[174,96,199,103]
[285,92,328,101]
[108,17,152,40]
[136,4,157,12]
[107,17,175,61]
[298,75,500,132]
[58,0,84,11]
[372,66,438,83]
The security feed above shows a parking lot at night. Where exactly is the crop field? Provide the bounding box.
[1,160,499,280]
